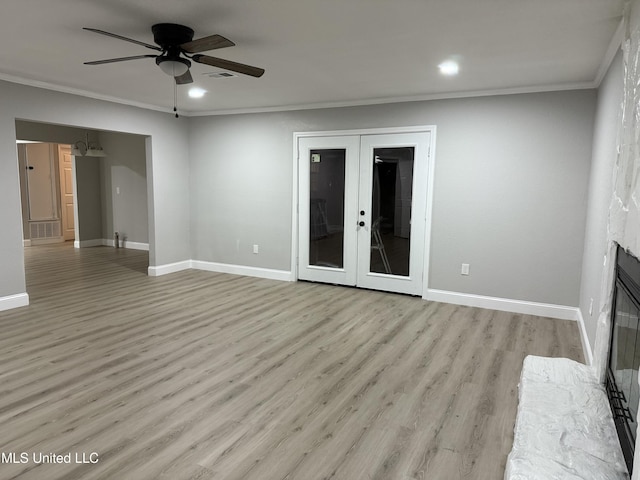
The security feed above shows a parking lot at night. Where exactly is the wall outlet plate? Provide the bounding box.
[461,263,470,275]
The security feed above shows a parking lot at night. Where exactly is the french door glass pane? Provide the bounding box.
[369,147,414,276]
[309,149,346,269]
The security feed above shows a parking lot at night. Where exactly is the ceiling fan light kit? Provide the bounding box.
[156,56,191,77]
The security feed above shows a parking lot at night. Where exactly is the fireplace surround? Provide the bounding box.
[607,244,640,474]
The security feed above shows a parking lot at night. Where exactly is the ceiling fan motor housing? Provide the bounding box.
[152,23,194,50]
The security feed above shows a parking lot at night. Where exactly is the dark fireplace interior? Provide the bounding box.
[607,244,640,474]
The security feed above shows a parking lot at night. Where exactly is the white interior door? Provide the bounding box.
[298,130,431,296]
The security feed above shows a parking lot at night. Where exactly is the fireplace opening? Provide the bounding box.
[607,244,640,474]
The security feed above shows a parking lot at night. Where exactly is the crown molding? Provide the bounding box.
[0,71,596,118]
[189,82,596,116]
[0,72,170,114]
[594,17,625,87]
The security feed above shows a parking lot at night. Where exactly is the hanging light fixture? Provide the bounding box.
[156,56,190,77]
[71,133,107,157]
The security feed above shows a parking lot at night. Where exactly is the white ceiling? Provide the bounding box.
[0,0,625,115]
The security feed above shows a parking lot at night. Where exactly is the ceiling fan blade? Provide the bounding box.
[83,28,162,52]
[192,54,264,78]
[84,54,157,65]
[175,70,194,85]
[181,34,235,53]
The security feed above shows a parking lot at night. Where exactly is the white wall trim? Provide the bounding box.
[30,237,64,246]
[148,260,192,277]
[192,260,294,282]
[191,82,596,117]
[0,72,168,114]
[0,293,29,311]
[102,239,149,251]
[74,238,150,251]
[1,71,595,118]
[121,241,149,251]
[74,239,103,248]
[295,124,442,138]
[425,288,580,321]
[576,308,594,367]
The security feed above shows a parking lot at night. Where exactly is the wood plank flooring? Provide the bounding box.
[0,243,584,480]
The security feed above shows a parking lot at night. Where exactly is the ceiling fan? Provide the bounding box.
[83,23,265,84]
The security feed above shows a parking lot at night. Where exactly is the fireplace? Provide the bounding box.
[607,244,640,474]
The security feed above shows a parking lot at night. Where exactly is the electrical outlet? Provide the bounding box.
[461,263,470,275]
[253,244,259,254]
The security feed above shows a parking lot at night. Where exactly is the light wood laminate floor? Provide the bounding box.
[0,243,584,480]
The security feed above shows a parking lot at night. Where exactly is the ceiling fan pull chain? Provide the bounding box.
[173,80,179,118]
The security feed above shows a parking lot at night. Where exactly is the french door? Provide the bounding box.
[298,130,431,295]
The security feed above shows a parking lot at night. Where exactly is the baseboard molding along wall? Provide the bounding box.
[102,239,149,251]
[74,239,149,251]
[75,239,103,248]
[191,260,295,282]
[148,259,294,282]
[425,289,594,362]
[30,237,64,246]
[425,288,580,321]
[148,260,193,277]
[0,293,29,311]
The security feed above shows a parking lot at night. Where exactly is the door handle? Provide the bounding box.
[358,221,365,227]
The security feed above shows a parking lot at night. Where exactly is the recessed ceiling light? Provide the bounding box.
[188,87,207,98]
[438,60,459,76]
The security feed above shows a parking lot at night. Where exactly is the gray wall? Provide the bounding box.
[0,78,597,310]
[16,121,99,146]
[99,131,148,244]
[579,51,624,348]
[75,157,103,241]
[188,89,596,306]
[0,80,190,300]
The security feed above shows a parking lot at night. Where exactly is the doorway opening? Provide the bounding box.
[15,120,152,299]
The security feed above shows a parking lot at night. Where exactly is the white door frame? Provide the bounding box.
[291,125,437,299]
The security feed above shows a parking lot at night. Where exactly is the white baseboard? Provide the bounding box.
[75,239,103,248]
[148,260,192,277]
[30,237,64,246]
[23,239,31,247]
[121,241,149,251]
[424,288,580,321]
[0,293,29,311]
[75,239,149,251]
[576,309,594,367]
[191,260,294,282]
[102,239,149,251]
